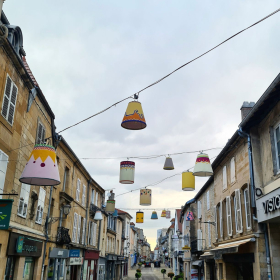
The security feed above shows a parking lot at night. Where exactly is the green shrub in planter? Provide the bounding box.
[174,275,183,280]
[135,272,142,279]
[167,272,175,279]
[136,269,141,273]
[161,269,167,278]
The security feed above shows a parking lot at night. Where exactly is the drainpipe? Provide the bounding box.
[41,185,54,280]
[263,223,272,279]
[237,128,257,218]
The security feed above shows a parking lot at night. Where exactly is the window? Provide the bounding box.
[197,200,202,219]
[206,191,210,210]
[244,188,252,230]
[219,201,223,238]
[91,189,95,204]
[72,213,78,243]
[35,187,46,224]
[76,179,81,201]
[197,229,202,251]
[1,75,18,126]
[214,206,218,240]
[273,124,280,171]
[62,167,69,192]
[226,196,232,236]
[89,221,97,246]
[234,189,243,233]
[223,166,227,190]
[95,192,98,206]
[0,150,8,199]
[230,157,236,183]
[36,121,46,145]
[81,218,86,245]
[76,215,81,243]
[18,184,30,218]
[82,185,86,206]
[208,221,211,247]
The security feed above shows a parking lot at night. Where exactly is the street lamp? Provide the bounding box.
[49,204,71,224]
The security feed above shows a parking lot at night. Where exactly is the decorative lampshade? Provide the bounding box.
[121,101,146,130]
[151,211,158,219]
[165,210,171,219]
[161,210,166,217]
[163,157,174,170]
[19,144,60,186]
[105,200,115,213]
[186,211,194,221]
[136,211,144,223]
[193,153,213,177]
[113,209,118,217]
[182,172,195,191]
[94,211,103,220]
[140,189,152,206]
[120,161,135,184]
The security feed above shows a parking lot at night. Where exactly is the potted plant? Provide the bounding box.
[161,269,167,278]
[135,272,142,279]
[167,272,174,279]
[136,269,141,273]
[138,262,142,268]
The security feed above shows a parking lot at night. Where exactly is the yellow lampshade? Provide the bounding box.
[161,210,166,217]
[136,211,144,223]
[193,153,213,177]
[140,189,152,206]
[121,101,146,130]
[182,172,195,191]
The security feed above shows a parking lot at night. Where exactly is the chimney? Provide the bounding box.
[240,101,255,121]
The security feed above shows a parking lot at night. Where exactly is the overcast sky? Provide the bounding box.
[5,0,280,249]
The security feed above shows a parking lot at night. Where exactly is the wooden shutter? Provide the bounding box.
[1,76,11,118]
[235,189,243,233]
[72,213,77,243]
[95,192,98,205]
[76,179,80,201]
[7,84,18,125]
[230,157,236,183]
[207,191,210,210]
[219,201,223,238]
[81,218,86,245]
[82,185,86,206]
[93,222,97,246]
[77,215,81,243]
[214,206,218,240]
[244,188,252,229]
[197,229,202,251]
[90,222,94,245]
[223,166,227,190]
[197,200,201,219]
[0,151,8,199]
[208,222,211,247]
[226,196,232,236]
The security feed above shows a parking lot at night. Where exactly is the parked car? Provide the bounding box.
[144,261,151,267]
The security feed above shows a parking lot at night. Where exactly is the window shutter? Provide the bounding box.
[93,222,97,246]
[1,76,12,119]
[235,189,243,233]
[72,213,77,243]
[36,187,46,224]
[270,126,278,175]
[226,196,232,236]
[230,157,236,183]
[82,185,86,206]
[77,215,81,243]
[88,221,91,245]
[90,222,94,246]
[36,122,46,145]
[197,201,201,219]
[214,206,218,240]
[7,84,17,125]
[223,166,227,190]
[91,189,95,204]
[81,218,86,245]
[207,191,210,210]
[76,179,80,201]
[208,222,211,247]
[244,188,252,229]
[0,151,9,199]
[96,192,98,205]
[219,201,223,238]
[197,229,202,251]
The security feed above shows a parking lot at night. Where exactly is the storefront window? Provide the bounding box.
[23,257,34,280]
[98,265,105,280]
[4,256,15,280]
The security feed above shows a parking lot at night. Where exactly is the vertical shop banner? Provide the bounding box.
[0,199,13,229]
[191,268,198,280]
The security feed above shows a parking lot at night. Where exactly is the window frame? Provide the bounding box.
[35,187,46,224]
[244,187,252,230]
[219,201,223,239]
[274,123,280,172]
[76,179,81,202]
[223,166,227,190]
[226,196,233,236]
[35,120,46,145]
[17,183,31,218]
[82,184,86,206]
[0,150,9,199]
[230,157,236,183]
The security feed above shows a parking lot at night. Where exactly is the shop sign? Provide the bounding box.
[0,199,13,230]
[49,248,69,259]
[7,233,43,257]
[191,268,198,280]
[69,249,80,257]
[117,256,125,260]
[69,257,83,265]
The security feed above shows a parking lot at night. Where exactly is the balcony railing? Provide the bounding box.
[56,227,71,245]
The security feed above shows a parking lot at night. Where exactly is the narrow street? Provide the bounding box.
[127,265,170,280]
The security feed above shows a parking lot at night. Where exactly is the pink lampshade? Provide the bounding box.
[19,144,61,186]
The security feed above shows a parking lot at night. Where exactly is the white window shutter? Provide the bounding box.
[244,188,252,229]
[90,222,94,246]
[219,201,223,238]
[96,192,98,206]
[223,166,227,190]
[207,191,210,210]
[93,222,97,246]
[76,179,80,201]
[82,185,86,206]
[91,189,95,204]
[197,201,201,219]
[0,151,9,199]
[72,213,77,243]
[230,157,236,183]
[226,196,232,236]
[77,215,81,243]
[208,222,211,247]
[214,206,218,240]
[235,189,243,233]
[197,229,202,251]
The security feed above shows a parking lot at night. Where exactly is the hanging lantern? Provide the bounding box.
[186,211,194,221]
[121,100,147,130]
[161,210,166,217]
[140,189,152,206]
[19,144,60,186]
[193,153,213,177]
[113,209,118,217]
[105,199,115,213]
[94,211,103,220]
[163,157,174,170]
[165,210,171,219]
[120,161,135,184]
[136,211,144,223]
[151,211,158,219]
[182,172,195,191]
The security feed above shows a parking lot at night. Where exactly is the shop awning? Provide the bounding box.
[192,260,203,267]
[210,238,255,255]
[199,252,214,260]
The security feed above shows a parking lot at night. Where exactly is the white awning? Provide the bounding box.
[199,251,214,260]
[192,260,203,267]
[210,238,255,254]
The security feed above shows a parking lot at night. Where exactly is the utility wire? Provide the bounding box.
[117,207,180,211]
[56,7,280,134]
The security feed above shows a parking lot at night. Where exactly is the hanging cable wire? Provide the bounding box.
[55,7,280,134]
[117,207,180,211]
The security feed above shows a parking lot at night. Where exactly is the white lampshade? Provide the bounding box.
[193,153,213,177]
[120,161,135,184]
[94,211,103,220]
